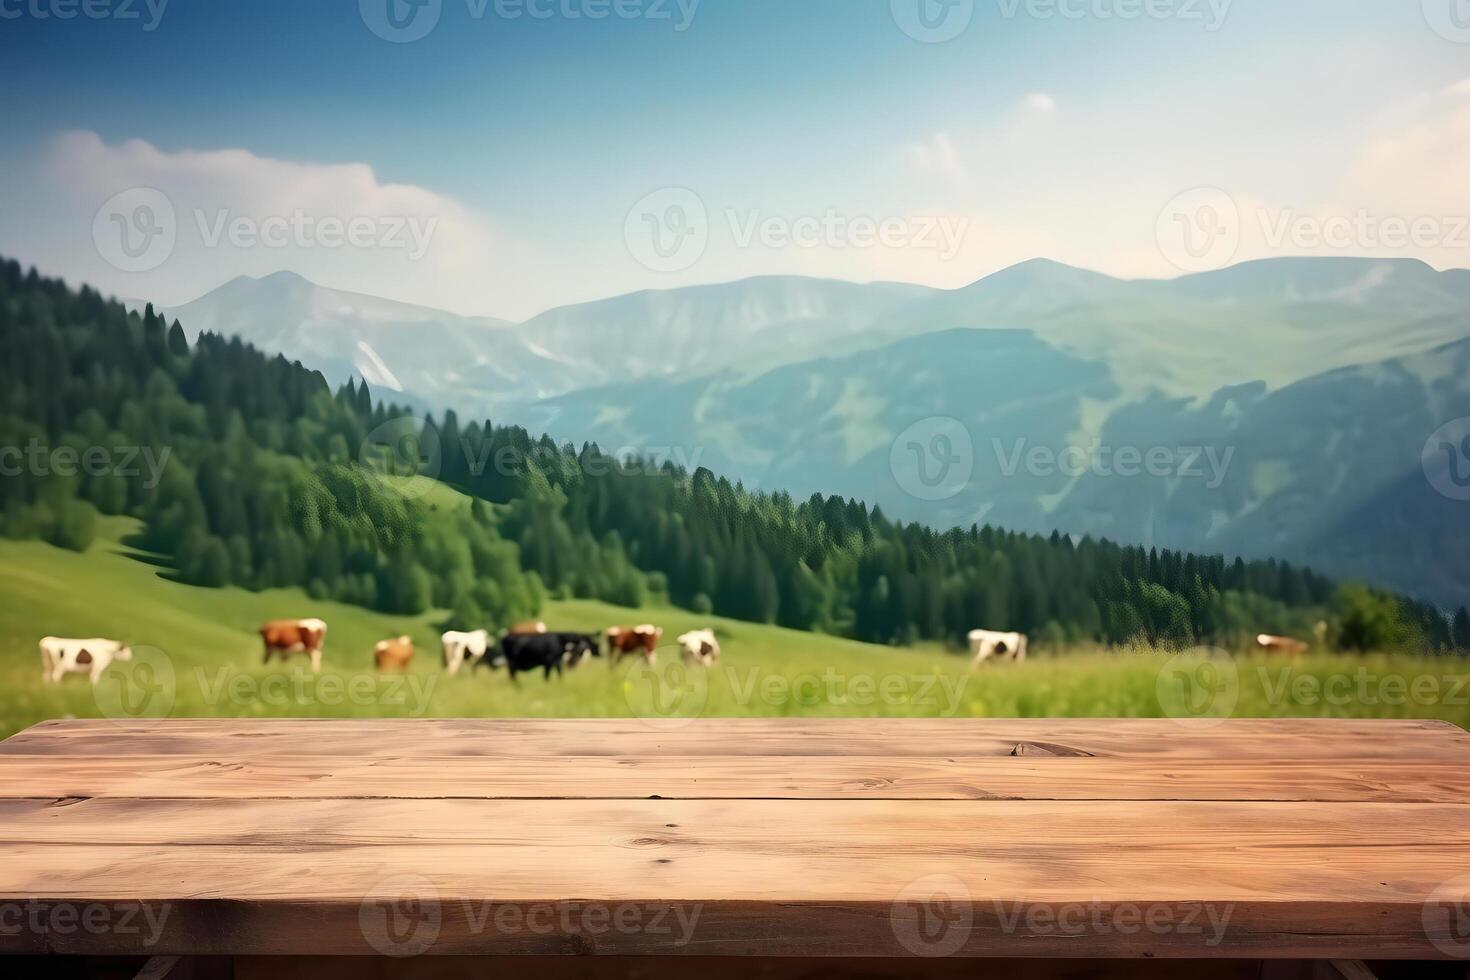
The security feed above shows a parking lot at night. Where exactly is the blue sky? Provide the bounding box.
[2,0,1468,318]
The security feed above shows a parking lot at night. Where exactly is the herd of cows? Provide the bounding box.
[35,621,1318,687]
[36,620,725,686]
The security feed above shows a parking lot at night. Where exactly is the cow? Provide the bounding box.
[1256,634,1309,655]
[607,625,663,666]
[441,629,492,676]
[506,621,548,635]
[260,618,327,673]
[374,635,415,672]
[488,632,600,683]
[968,629,1028,668]
[39,637,132,685]
[676,628,721,667]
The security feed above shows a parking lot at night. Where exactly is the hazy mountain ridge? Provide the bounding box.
[156,257,1470,605]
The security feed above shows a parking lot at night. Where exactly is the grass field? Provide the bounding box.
[2,516,1468,739]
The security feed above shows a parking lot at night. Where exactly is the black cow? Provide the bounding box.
[484,632,600,682]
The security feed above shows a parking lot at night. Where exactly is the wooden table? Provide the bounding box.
[2,718,1469,980]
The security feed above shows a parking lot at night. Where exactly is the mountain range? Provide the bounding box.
[152,257,1470,608]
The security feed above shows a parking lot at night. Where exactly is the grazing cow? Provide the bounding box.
[676,628,721,667]
[441,629,492,676]
[260,618,327,673]
[1256,634,1309,655]
[490,632,600,682]
[607,625,663,666]
[506,621,548,635]
[968,629,1028,668]
[39,637,132,685]
[374,635,415,672]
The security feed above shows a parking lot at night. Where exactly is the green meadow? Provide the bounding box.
[2,516,1467,739]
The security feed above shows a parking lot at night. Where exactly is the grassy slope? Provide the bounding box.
[2,515,1467,739]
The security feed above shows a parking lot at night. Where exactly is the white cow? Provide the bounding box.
[676,628,721,666]
[40,637,133,684]
[441,629,492,676]
[968,629,1027,668]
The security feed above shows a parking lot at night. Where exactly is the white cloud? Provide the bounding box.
[1342,81,1470,215]
[1,131,544,318]
[1024,92,1057,115]
[905,131,970,188]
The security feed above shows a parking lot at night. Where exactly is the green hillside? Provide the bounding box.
[5,516,1468,739]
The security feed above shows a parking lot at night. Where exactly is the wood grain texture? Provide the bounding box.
[4,717,1465,759]
[0,718,1466,960]
[2,755,1469,802]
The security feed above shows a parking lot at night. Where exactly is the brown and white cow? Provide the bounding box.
[1256,634,1309,655]
[260,618,327,673]
[968,629,1028,668]
[40,637,132,685]
[676,628,720,667]
[374,635,414,672]
[441,629,491,675]
[607,624,663,666]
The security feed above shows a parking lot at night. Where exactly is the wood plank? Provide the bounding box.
[6,797,1470,851]
[234,955,1274,979]
[4,718,1465,760]
[0,872,1455,959]
[1,754,1469,802]
[1,798,1467,956]
[3,719,1466,960]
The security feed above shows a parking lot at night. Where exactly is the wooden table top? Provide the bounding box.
[2,717,1469,960]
